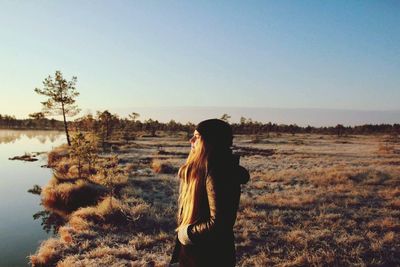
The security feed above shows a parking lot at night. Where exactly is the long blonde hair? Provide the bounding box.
[176,137,209,231]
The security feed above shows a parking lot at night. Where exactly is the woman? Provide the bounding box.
[170,119,250,267]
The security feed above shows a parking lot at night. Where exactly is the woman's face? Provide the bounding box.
[190,130,201,151]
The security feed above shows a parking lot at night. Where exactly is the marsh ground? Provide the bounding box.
[31,133,400,266]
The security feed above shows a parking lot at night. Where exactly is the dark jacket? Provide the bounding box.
[170,154,250,267]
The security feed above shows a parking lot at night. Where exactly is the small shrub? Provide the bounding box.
[90,155,128,209]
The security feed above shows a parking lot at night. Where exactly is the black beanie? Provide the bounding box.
[195,119,233,148]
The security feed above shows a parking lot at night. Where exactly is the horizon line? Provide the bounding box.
[107,106,400,112]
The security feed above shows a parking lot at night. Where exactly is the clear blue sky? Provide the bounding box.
[0,0,399,121]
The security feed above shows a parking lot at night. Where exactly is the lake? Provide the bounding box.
[0,130,65,267]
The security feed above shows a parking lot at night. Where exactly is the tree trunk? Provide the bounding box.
[61,103,71,146]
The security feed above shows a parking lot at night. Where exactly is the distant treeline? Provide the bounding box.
[0,114,64,130]
[1,112,398,136]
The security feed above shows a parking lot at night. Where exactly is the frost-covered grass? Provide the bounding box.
[31,133,400,266]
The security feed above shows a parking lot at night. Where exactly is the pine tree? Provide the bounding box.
[35,71,80,145]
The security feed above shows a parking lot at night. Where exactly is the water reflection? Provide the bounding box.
[28,184,42,195]
[32,210,66,234]
[0,129,66,266]
[28,183,67,235]
[0,130,63,144]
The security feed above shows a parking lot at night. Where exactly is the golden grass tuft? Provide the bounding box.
[283,254,308,267]
[47,144,69,166]
[255,191,317,209]
[151,159,178,174]
[68,196,156,233]
[59,226,75,244]
[68,215,91,232]
[41,179,106,212]
[56,257,84,267]
[285,229,307,245]
[87,246,133,260]
[29,238,66,267]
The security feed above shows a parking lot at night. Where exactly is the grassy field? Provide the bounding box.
[30,132,400,266]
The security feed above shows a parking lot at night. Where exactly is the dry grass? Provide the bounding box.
[151,159,178,174]
[233,134,400,266]
[69,197,156,232]
[31,133,400,266]
[29,238,71,267]
[47,144,69,167]
[31,195,171,266]
[41,178,107,213]
[41,149,128,216]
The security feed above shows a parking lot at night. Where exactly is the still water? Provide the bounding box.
[0,130,64,267]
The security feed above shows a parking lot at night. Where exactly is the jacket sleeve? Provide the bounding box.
[188,174,225,243]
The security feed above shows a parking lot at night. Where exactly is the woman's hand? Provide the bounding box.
[178,224,193,245]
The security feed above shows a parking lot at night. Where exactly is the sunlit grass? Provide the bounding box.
[30,133,400,266]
